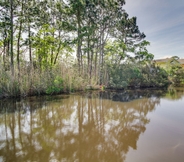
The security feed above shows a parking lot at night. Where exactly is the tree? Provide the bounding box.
[16,0,24,74]
[166,56,184,85]
[0,0,11,70]
[111,14,146,63]
[134,40,154,64]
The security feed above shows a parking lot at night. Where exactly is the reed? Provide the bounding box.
[0,62,89,98]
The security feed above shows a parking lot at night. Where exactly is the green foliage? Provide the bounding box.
[108,64,135,89]
[105,40,127,64]
[46,76,63,95]
[32,25,56,68]
[141,65,169,87]
[108,62,169,89]
[165,56,184,85]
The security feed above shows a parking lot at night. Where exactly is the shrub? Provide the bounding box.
[108,63,170,89]
[46,76,63,95]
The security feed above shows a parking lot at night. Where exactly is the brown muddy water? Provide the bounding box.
[0,87,184,162]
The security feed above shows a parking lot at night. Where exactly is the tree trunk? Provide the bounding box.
[10,0,14,76]
[77,8,82,75]
[87,36,90,79]
[54,20,62,64]
[28,23,32,66]
[17,0,24,74]
[89,43,94,84]
[99,29,104,85]
[94,41,98,82]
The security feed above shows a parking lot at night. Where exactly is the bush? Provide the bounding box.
[108,63,170,89]
[46,76,63,95]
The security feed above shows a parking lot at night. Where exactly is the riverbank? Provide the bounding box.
[0,82,170,100]
[1,60,183,100]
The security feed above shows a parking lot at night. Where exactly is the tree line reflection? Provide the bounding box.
[0,89,176,162]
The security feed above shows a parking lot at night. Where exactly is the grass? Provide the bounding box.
[0,63,89,98]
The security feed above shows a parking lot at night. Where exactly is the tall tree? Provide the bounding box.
[112,15,146,62]
[16,0,24,74]
[0,0,9,69]
[10,0,14,76]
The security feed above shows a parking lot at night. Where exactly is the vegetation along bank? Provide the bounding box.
[0,0,184,99]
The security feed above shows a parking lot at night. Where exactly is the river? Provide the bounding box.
[0,87,184,162]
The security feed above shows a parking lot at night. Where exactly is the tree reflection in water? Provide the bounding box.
[0,90,165,162]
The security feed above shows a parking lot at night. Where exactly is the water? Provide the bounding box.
[0,87,184,162]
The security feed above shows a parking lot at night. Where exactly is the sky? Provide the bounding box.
[124,0,184,59]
